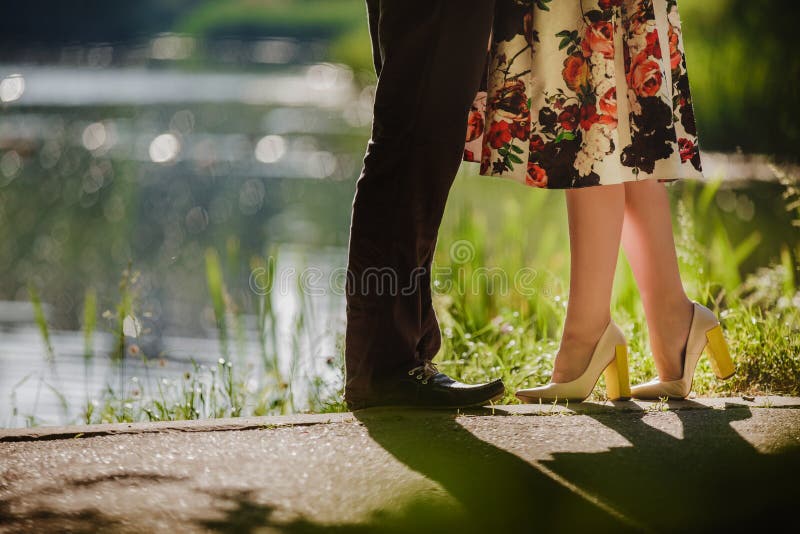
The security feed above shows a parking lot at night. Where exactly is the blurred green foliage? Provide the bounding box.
[679,0,799,157]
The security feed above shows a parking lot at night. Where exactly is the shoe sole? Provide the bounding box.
[515,393,632,404]
[515,393,584,404]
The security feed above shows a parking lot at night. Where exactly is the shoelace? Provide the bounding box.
[407,361,439,385]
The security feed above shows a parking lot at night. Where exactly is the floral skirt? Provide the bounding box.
[462,0,703,189]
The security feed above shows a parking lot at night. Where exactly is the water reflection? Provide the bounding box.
[4,63,355,106]
[0,244,346,427]
[81,121,110,152]
[254,135,286,164]
[0,73,24,102]
[150,34,195,61]
[148,132,180,163]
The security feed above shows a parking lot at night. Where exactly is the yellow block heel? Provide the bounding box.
[604,344,632,401]
[631,302,733,400]
[516,321,629,403]
[705,325,735,380]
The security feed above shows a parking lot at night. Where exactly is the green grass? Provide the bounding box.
[13,175,800,426]
[432,171,800,403]
[72,246,344,425]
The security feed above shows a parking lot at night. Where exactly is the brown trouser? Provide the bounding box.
[344,0,496,404]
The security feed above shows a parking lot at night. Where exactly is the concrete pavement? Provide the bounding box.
[1,397,799,533]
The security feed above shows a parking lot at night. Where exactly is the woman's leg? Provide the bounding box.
[553,184,626,383]
[621,179,693,381]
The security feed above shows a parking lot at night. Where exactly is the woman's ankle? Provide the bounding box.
[646,299,694,380]
[553,317,612,382]
[560,314,611,347]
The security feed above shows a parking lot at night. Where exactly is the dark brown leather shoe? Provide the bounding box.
[346,362,505,411]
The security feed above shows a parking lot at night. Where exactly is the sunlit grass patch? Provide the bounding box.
[14,173,800,426]
[433,171,799,404]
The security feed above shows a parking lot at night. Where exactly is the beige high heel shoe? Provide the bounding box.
[515,320,631,403]
[631,301,735,400]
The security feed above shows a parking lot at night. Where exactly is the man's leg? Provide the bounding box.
[345,0,499,407]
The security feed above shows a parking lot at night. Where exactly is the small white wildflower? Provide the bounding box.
[122,314,141,337]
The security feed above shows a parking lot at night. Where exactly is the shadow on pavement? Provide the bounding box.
[3,406,797,533]
[542,401,800,532]
[269,404,795,533]
[200,409,633,534]
[0,472,186,532]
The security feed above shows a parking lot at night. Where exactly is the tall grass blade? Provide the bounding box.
[28,284,55,365]
[205,247,229,360]
[82,288,97,407]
